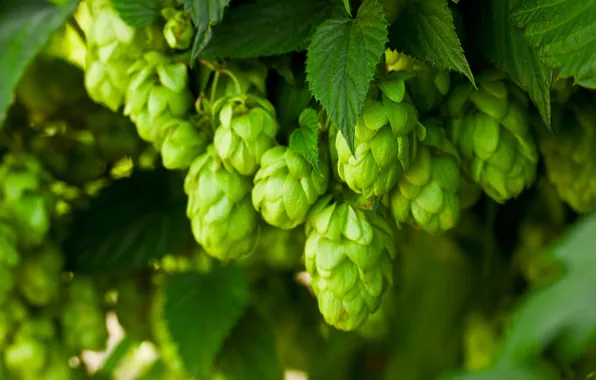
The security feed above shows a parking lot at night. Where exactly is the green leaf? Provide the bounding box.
[343,0,352,16]
[306,0,388,153]
[478,0,552,128]
[63,169,191,273]
[273,79,314,134]
[184,0,231,61]
[215,309,283,380]
[510,0,596,89]
[112,0,161,27]
[495,211,596,363]
[289,108,321,175]
[203,0,334,59]
[389,0,475,86]
[164,268,249,378]
[0,0,78,124]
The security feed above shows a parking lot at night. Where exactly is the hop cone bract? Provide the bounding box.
[390,121,461,234]
[336,73,421,198]
[185,146,260,260]
[213,94,279,176]
[539,101,596,213]
[304,194,397,330]
[446,77,538,202]
[253,146,329,229]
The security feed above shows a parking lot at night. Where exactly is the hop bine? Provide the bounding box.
[304,194,397,331]
[446,76,538,203]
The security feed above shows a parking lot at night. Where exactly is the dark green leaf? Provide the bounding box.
[290,108,321,175]
[477,0,552,128]
[184,0,231,61]
[164,268,249,378]
[64,169,191,273]
[389,0,475,86]
[215,309,283,380]
[306,0,388,153]
[0,0,78,123]
[497,211,596,363]
[112,0,160,27]
[510,0,596,89]
[203,0,334,59]
[273,79,313,134]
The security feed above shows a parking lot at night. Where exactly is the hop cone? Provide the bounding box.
[0,153,57,247]
[84,0,163,111]
[124,52,206,169]
[162,8,194,50]
[336,73,421,198]
[213,94,279,176]
[390,121,461,234]
[253,145,329,229]
[446,77,538,202]
[185,146,260,260]
[539,101,596,213]
[62,276,108,352]
[16,242,64,307]
[304,194,397,330]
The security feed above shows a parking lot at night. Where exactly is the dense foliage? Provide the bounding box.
[1,0,596,379]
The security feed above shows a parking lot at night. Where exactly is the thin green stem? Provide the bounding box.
[220,69,243,95]
[210,71,221,103]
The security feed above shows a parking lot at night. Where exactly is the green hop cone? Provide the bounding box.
[304,194,397,331]
[62,276,108,352]
[124,51,193,144]
[0,153,57,247]
[16,242,64,307]
[184,146,260,260]
[539,100,596,213]
[160,118,210,170]
[212,94,279,176]
[446,76,538,203]
[252,145,329,229]
[389,121,461,234]
[84,0,164,111]
[336,73,422,198]
[162,8,194,50]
